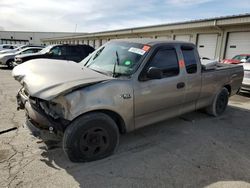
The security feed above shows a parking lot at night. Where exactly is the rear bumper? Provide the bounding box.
[241,78,250,92]
[241,83,250,92]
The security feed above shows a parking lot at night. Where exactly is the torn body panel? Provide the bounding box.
[16,78,134,136]
[52,79,134,132]
[17,88,70,136]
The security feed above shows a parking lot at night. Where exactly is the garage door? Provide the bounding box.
[225,32,250,59]
[101,39,108,45]
[174,35,190,42]
[89,40,94,48]
[95,40,101,48]
[197,34,218,59]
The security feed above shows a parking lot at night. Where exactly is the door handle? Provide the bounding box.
[232,74,238,78]
[177,82,185,89]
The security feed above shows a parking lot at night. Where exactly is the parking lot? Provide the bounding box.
[0,65,250,188]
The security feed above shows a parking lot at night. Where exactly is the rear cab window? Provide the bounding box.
[181,46,197,74]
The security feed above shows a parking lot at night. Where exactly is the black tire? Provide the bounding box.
[63,112,119,162]
[206,87,229,117]
[6,59,14,69]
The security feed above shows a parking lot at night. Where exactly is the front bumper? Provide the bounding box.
[26,118,61,141]
[14,57,22,66]
[17,88,67,139]
[13,61,20,67]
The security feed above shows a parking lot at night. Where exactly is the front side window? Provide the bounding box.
[83,41,149,76]
[50,46,61,55]
[33,49,42,53]
[21,49,32,54]
[3,45,11,49]
[147,48,179,78]
[182,47,197,74]
[21,49,40,54]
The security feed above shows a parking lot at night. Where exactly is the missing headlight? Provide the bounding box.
[39,100,65,119]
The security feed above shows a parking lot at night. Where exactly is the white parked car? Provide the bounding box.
[0,47,43,68]
[0,44,17,51]
[0,45,40,54]
[241,62,250,92]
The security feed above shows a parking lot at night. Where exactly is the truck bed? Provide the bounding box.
[196,63,244,109]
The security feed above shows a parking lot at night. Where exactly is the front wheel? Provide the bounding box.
[63,112,119,162]
[6,59,14,69]
[206,87,229,117]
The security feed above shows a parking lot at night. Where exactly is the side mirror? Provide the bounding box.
[146,67,163,79]
[240,59,247,63]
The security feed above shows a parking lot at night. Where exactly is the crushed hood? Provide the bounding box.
[12,59,113,100]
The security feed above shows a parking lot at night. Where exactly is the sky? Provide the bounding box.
[0,0,250,33]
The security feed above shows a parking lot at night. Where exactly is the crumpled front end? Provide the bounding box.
[17,87,70,139]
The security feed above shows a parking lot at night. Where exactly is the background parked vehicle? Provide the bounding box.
[0,47,43,68]
[13,39,244,162]
[0,44,17,51]
[240,63,250,92]
[0,44,43,55]
[222,54,250,64]
[14,44,95,65]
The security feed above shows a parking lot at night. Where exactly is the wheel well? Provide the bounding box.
[6,59,14,63]
[84,110,127,134]
[224,85,231,96]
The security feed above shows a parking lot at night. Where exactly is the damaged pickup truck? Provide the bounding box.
[13,39,243,162]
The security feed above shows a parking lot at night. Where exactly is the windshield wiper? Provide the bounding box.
[112,51,120,77]
[89,68,109,76]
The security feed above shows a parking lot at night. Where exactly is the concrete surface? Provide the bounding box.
[0,65,249,188]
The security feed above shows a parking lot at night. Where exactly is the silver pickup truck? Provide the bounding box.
[13,39,243,162]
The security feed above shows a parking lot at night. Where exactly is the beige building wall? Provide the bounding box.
[42,15,250,60]
[0,31,85,45]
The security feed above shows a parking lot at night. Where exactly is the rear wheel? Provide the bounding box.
[206,87,229,116]
[63,112,119,162]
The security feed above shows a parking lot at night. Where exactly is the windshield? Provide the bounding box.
[82,41,150,76]
[38,45,54,54]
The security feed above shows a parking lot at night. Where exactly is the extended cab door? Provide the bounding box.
[134,46,186,129]
[179,45,202,113]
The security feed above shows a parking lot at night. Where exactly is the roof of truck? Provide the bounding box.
[112,38,194,46]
